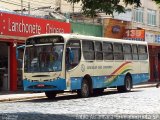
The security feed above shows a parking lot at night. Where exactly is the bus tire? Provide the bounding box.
[117,75,132,92]
[77,79,90,98]
[45,91,57,99]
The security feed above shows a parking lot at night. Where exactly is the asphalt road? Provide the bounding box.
[0,87,160,120]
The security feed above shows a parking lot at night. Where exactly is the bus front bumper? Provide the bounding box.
[23,78,66,92]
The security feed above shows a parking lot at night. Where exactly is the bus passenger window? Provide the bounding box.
[132,45,139,60]
[138,45,148,60]
[113,43,124,60]
[95,41,103,60]
[103,42,113,60]
[82,41,95,60]
[123,44,132,60]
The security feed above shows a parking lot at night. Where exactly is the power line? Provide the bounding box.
[23,0,55,6]
[0,0,52,9]
[0,5,13,11]
[0,0,51,11]
[0,0,81,14]
[0,0,28,8]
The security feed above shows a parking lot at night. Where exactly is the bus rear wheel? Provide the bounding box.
[117,75,132,92]
[77,80,90,98]
[45,91,57,99]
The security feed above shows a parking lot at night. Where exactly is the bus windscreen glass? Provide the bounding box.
[24,36,64,73]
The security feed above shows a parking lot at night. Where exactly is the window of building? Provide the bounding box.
[147,9,156,26]
[138,45,148,60]
[103,42,113,60]
[132,44,138,60]
[123,44,132,60]
[133,7,144,23]
[113,43,123,60]
[95,41,103,60]
[82,40,95,60]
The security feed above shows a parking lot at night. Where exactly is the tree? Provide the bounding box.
[154,0,160,4]
[65,0,159,17]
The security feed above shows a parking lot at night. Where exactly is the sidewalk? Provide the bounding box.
[0,82,158,102]
[133,81,157,88]
[0,92,46,102]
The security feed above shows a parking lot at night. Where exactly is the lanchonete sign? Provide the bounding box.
[0,12,71,39]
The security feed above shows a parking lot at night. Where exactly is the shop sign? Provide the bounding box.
[112,25,121,33]
[145,32,155,43]
[155,35,160,43]
[123,29,145,41]
[0,12,71,38]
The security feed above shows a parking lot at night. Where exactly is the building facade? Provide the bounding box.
[129,0,160,82]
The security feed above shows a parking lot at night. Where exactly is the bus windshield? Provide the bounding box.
[24,44,64,73]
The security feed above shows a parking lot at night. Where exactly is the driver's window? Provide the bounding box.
[66,40,81,70]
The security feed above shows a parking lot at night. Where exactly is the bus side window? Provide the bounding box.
[138,45,148,60]
[132,45,139,60]
[95,41,103,60]
[103,42,113,60]
[66,40,81,70]
[123,44,132,60]
[113,43,124,60]
[82,41,95,60]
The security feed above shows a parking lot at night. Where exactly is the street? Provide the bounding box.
[0,87,160,120]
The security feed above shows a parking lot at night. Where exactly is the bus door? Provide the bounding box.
[65,40,81,90]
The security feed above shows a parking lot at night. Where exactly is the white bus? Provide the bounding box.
[23,34,150,99]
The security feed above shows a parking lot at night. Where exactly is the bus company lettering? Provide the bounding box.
[87,66,112,70]
[8,18,41,34]
[46,24,64,33]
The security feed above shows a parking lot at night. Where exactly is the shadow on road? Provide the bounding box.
[0,112,155,120]
[19,88,143,103]
[0,112,81,120]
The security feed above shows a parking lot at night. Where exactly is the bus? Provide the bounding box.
[23,33,150,99]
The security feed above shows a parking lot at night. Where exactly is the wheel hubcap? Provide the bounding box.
[126,78,131,90]
[82,83,89,97]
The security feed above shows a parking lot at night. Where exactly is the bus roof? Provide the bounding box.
[27,33,147,45]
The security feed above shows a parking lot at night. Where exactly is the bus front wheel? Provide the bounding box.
[117,75,132,92]
[77,80,90,98]
[45,91,57,99]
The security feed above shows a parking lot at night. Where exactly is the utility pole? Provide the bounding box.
[21,0,23,14]
[59,0,61,12]
[28,2,30,15]
[72,2,74,14]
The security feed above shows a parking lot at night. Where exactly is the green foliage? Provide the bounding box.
[65,0,141,17]
[153,0,160,4]
[65,0,160,17]
[123,0,141,6]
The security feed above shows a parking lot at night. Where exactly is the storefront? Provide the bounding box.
[146,31,160,82]
[0,42,9,91]
[0,12,71,91]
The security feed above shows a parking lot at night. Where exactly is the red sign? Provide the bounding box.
[123,29,145,41]
[0,12,71,38]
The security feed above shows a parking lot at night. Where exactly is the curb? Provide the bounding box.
[133,84,157,89]
[0,93,46,102]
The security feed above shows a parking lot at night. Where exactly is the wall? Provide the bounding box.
[71,22,103,37]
